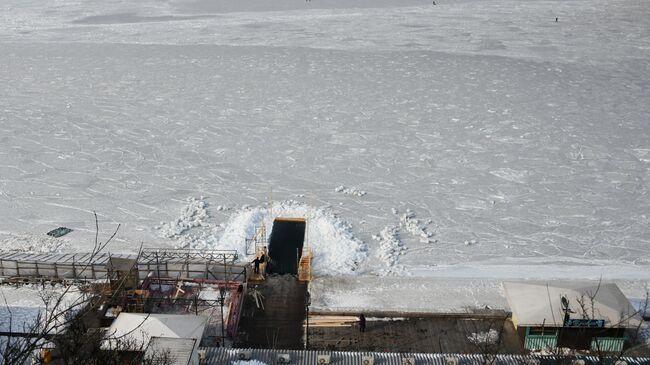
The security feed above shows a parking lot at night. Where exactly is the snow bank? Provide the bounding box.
[0,233,70,254]
[176,200,367,276]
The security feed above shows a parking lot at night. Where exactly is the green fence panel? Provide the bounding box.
[525,335,558,350]
[590,337,625,352]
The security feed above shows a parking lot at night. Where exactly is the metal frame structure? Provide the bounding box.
[0,248,240,283]
[139,248,238,265]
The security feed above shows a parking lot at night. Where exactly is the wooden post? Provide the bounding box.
[35,261,40,277]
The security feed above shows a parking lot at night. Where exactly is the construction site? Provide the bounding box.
[1,217,649,365]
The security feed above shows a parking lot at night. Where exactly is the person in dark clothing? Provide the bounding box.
[253,257,260,274]
[358,314,366,333]
[259,252,266,263]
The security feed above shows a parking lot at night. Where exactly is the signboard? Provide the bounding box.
[563,318,605,328]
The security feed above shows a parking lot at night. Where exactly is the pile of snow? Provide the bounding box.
[467,328,499,345]
[174,200,367,276]
[373,226,405,267]
[398,209,436,244]
[155,197,209,238]
[0,233,70,254]
[334,185,366,197]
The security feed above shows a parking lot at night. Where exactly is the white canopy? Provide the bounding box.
[103,313,207,351]
[503,281,643,328]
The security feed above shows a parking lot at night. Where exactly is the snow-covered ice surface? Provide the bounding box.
[309,277,649,313]
[1,0,649,309]
[310,277,508,313]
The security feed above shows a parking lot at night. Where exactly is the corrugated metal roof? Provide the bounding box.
[200,348,650,365]
[146,337,196,365]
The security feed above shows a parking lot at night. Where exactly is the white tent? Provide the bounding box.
[103,313,207,364]
[503,281,643,328]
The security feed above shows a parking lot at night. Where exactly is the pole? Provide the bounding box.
[305,291,310,349]
[220,286,226,347]
[223,256,227,281]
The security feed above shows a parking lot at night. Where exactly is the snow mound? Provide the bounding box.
[182,200,367,276]
[0,233,70,254]
[373,226,409,276]
[399,209,436,243]
[373,226,405,267]
[467,328,499,345]
[156,197,209,238]
[334,185,366,197]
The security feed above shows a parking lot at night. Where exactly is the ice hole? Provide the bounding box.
[267,218,305,275]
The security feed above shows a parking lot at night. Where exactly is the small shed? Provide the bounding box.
[503,281,644,352]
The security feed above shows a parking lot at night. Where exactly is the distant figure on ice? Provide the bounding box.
[253,257,261,274]
[432,1,436,4]
[358,314,366,332]
[555,17,558,22]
